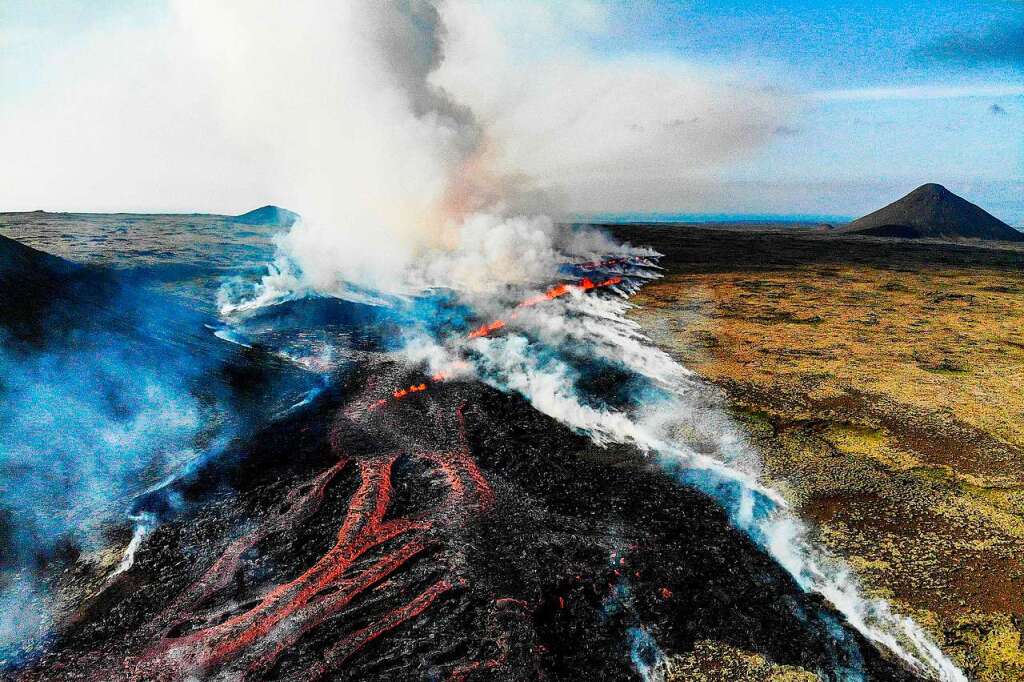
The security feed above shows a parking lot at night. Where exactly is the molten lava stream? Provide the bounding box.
[468,275,623,339]
[129,404,493,680]
[367,275,625,414]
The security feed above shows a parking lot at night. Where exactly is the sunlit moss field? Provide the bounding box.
[618,226,1024,681]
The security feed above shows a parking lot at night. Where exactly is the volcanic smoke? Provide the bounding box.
[29,1,959,679]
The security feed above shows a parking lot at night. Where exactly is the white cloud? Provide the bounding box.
[810,83,1024,101]
[0,0,791,219]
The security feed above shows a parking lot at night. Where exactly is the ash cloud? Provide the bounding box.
[204,0,793,310]
[435,2,794,215]
[1,1,794,279]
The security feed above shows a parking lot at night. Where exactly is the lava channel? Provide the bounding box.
[126,404,492,680]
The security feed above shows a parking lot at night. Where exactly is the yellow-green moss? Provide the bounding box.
[628,263,1024,678]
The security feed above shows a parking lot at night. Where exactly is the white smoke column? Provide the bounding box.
[461,270,965,682]
[107,513,155,581]
[162,5,957,674]
[183,0,629,315]
[159,0,792,312]
[174,0,504,309]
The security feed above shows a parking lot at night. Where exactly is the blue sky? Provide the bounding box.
[1,1,1021,221]
[591,0,1023,221]
[601,0,1022,88]
[1,0,162,94]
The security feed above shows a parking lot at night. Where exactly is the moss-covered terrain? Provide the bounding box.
[615,225,1024,681]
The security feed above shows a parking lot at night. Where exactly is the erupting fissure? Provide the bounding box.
[575,256,654,272]
[366,363,470,412]
[369,272,625,413]
[469,275,623,339]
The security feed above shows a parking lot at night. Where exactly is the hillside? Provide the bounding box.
[838,183,1023,241]
[233,205,299,226]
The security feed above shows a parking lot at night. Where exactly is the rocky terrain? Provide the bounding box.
[1,232,920,680]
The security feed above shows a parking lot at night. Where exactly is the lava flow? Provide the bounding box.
[469,275,623,339]
[126,404,493,681]
[368,274,623,413]
[147,270,625,676]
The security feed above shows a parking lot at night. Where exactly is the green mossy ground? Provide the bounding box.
[629,257,1024,680]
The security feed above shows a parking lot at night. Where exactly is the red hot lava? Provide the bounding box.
[128,405,493,681]
[466,275,622,340]
[368,274,623,413]
[366,364,470,412]
[512,276,622,311]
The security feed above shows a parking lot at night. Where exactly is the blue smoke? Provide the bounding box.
[0,336,206,561]
[627,626,665,681]
[0,272,246,662]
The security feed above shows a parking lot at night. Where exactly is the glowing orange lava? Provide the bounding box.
[129,405,492,680]
[366,275,624,414]
[513,276,621,310]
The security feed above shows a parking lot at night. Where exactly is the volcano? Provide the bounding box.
[838,183,1023,241]
[233,205,300,227]
[15,361,915,681]
[1,228,954,680]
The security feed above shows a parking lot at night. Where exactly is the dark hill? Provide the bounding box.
[19,366,915,681]
[0,233,94,342]
[838,183,1023,241]
[232,205,299,226]
[0,231,73,279]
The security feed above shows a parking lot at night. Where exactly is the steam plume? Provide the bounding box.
[198,3,963,677]
[460,271,965,681]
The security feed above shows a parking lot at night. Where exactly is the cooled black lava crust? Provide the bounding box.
[18,360,915,681]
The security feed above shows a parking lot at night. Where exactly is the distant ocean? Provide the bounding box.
[574,212,852,224]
